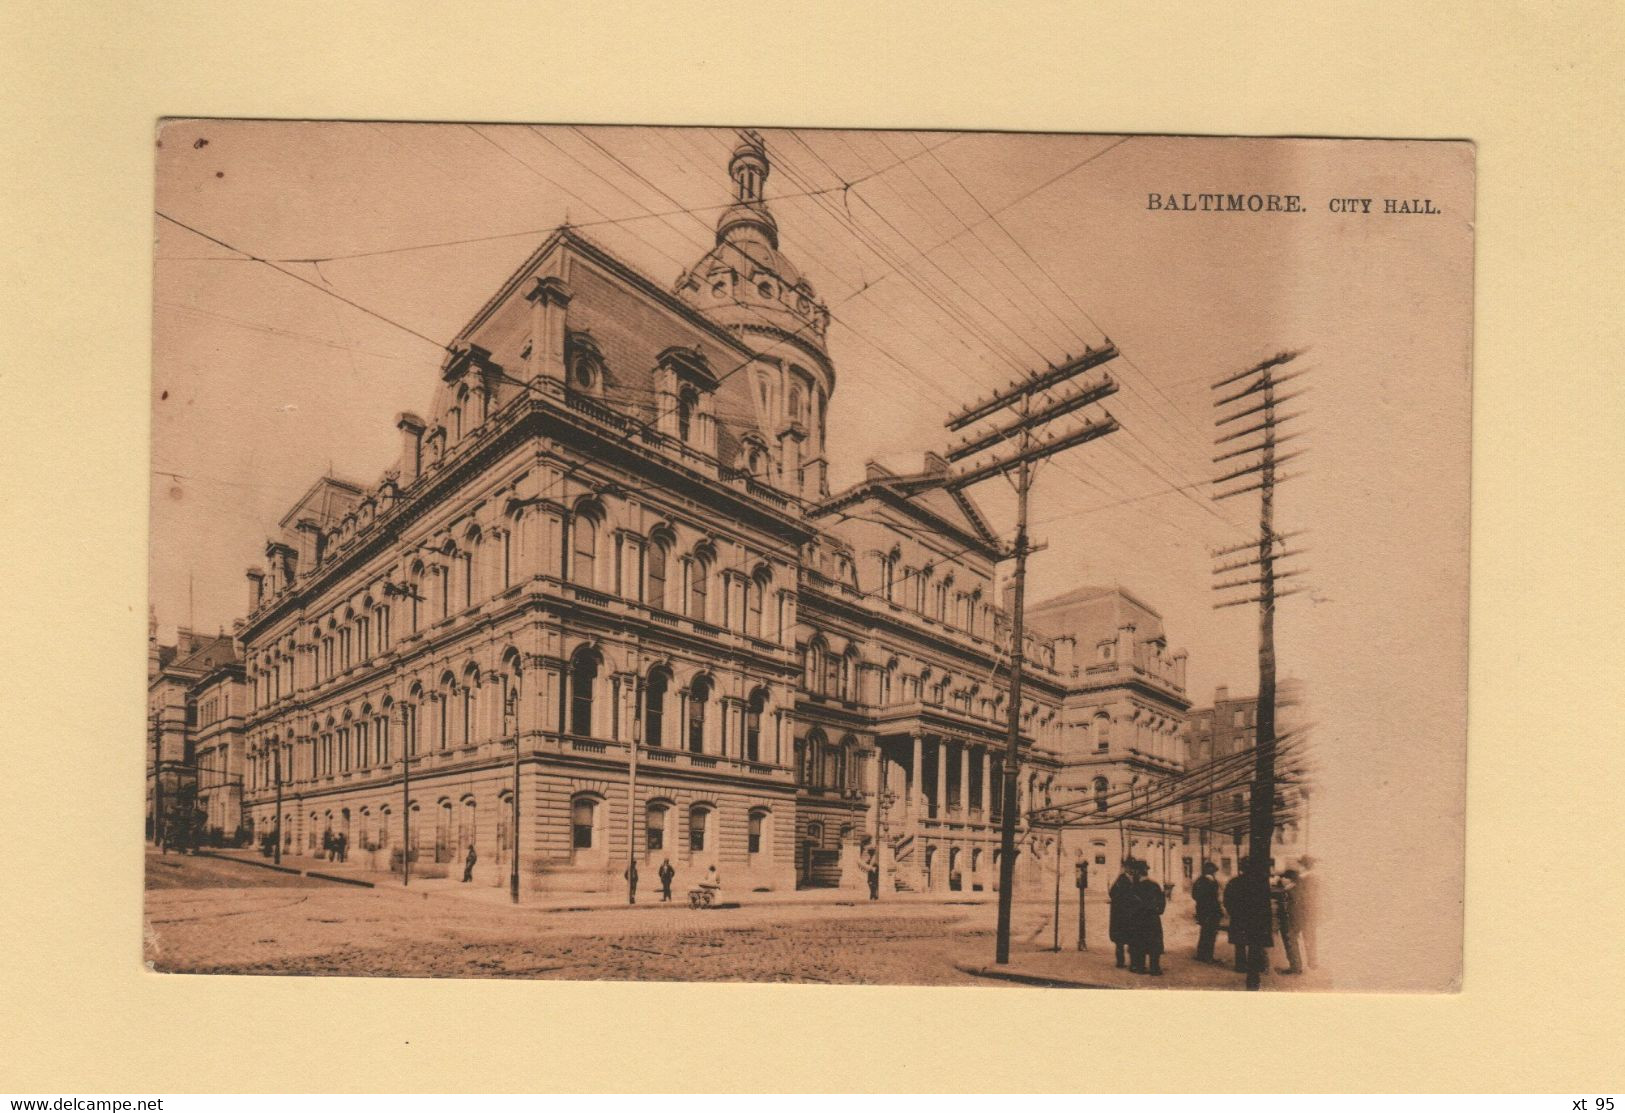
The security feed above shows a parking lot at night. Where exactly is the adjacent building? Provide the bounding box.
[147,614,245,843]
[1027,585,1192,890]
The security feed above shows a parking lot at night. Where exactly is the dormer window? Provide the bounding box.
[571,353,599,391]
[757,280,775,300]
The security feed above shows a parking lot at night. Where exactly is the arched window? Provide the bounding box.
[688,554,709,621]
[840,647,859,701]
[644,667,670,747]
[687,676,711,753]
[645,800,670,853]
[571,796,597,855]
[646,538,668,609]
[1094,711,1112,752]
[460,667,479,746]
[747,568,768,637]
[569,649,598,737]
[570,506,599,588]
[462,527,481,608]
[881,548,898,602]
[688,803,712,855]
[788,384,803,424]
[744,688,767,762]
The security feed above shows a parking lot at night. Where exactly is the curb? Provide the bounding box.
[306,870,376,888]
[191,850,303,876]
[953,962,1116,990]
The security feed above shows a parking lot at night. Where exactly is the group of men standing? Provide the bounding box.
[1111,854,1321,990]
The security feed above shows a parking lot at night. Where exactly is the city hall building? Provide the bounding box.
[234,133,1192,896]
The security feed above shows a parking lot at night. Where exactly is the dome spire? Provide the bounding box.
[716,129,779,250]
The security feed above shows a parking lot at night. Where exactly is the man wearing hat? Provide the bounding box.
[1192,860,1224,964]
[1224,856,1274,990]
[1108,858,1138,968]
[1127,858,1167,976]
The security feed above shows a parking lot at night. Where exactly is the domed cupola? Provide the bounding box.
[676,130,831,358]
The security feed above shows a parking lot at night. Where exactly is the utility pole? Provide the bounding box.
[1076,859,1088,950]
[151,712,165,854]
[401,705,413,887]
[273,744,283,865]
[1051,826,1063,952]
[507,688,521,905]
[1212,350,1307,990]
[942,342,1121,966]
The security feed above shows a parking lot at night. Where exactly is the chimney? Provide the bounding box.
[396,413,426,484]
[246,567,265,611]
[1214,684,1229,706]
[294,519,326,569]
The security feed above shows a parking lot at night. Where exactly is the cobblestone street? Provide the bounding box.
[144,850,1324,989]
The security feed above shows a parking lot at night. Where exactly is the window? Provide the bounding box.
[569,650,598,737]
[688,805,710,854]
[571,510,597,588]
[645,802,668,852]
[572,798,595,850]
[647,540,668,609]
[747,571,766,637]
[748,810,765,855]
[744,688,766,762]
[644,669,668,747]
[688,556,709,621]
[687,676,710,753]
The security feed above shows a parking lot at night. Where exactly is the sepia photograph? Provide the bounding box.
[144,122,1473,992]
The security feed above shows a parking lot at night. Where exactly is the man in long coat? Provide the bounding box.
[1224,857,1275,990]
[1294,856,1321,969]
[1108,860,1138,968]
[1192,860,1223,964]
[1128,860,1167,975]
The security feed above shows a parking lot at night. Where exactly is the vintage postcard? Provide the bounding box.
[145,123,1472,991]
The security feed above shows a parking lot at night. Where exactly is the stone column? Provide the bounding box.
[979,747,991,818]
[959,742,971,820]
[910,733,923,821]
[525,276,572,383]
[934,738,947,822]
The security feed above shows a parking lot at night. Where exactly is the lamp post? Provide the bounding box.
[506,686,520,905]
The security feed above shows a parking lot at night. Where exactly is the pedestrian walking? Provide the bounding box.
[1109,860,1137,968]
[658,858,675,902]
[462,842,477,882]
[1224,857,1275,990]
[624,859,639,904]
[1274,868,1305,975]
[1294,855,1321,970]
[867,862,880,901]
[1127,859,1166,976]
[1192,860,1223,963]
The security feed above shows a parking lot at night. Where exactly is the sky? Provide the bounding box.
[151,123,1471,726]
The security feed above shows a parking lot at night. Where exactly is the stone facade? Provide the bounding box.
[231,133,1181,899]
[146,614,244,843]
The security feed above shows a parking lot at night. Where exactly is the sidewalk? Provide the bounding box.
[956,914,1335,992]
[192,848,1009,914]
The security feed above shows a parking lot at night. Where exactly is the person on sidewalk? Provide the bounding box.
[1127,859,1166,976]
[624,859,639,904]
[1224,857,1275,990]
[868,863,880,901]
[698,864,722,901]
[1274,868,1305,975]
[1294,855,1321,970]
[658,858,675,902]
[462,842,477,883]
[336,832,348,864]
[1109,860,1137,968]
[1192,860,1223,964]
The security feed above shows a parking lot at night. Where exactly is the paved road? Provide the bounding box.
[144,850,1322,990]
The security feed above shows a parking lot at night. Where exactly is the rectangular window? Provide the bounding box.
[647,825,664,852]
[572,800,594,849]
